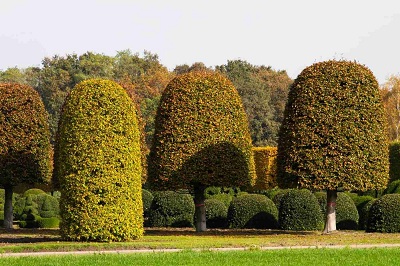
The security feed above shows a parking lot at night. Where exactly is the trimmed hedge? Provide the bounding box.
[367,194,400,232]
[384,180,400,194]
[279,190,323,231]
[389,142,400,182]
[272,189,292,211]
[252,147,278,190]
[205,198,228,228]
[314,192,359,230]
[228,194,278,229]
[23,189,46,197]
[207,193,233,209]
[359,198,376,230]
[54,79,143,241]
[148,191,195,227]
[37,217,60,228]
[148,71,255,191]
[278,60,388,192]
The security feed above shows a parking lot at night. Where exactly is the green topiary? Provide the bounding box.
[148,191,195,227]
[207,193,233,209]
[36,194,60,218]
[37,217,60,228]
[356,197,375,230]
[389,142,400,182]
[314,192,359,230]
[228,194,278,229]
[0,83,52,229]
[204,198,228,228]
[367,194,400,232]
[23,188,46,197]
[252,147,278,190]
[279,189,323,231]
[277,60,388,191]
[272,189,292,211]
[148,72,255,231]
[53,79,143,241]
[204,186,222,199]
[384,180,400,194]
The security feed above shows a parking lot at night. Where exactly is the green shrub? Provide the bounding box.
[148,191,195,227]
[54,79,143,241]
[23,189,46,197]
[205,199,228,228]
[359,198,376,230]
[272,189,292,211]
[252,147,278,190]
[36,194,60,218]
[142,189,153,227]
[389,142,400,182]
[384,180,400,194]
[207,193,233,209]
[228,194,278,229]
[278,60,388,192]
[314,192,359,230]
[279,190,323,231]
[37,217,60,228]
[367,194,400,232]
[205,187,222,198]
[148,71,255,191]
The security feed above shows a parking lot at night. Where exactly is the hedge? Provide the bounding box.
[54,79,143,241]
[389,142,400,182]
[367,194,400,232]
[252,147,278,190]
[205,198,228,228]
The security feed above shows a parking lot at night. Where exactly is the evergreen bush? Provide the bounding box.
[148,191,195,227]
[279,190,323,231]
[389,142,400,182]
[228,194,278,229]
[205,198,228,228]
[367,194,400,232]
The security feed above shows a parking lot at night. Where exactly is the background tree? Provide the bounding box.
[277,60,389,233]
[216,60,292,146]
[381,75,400,141]
[54,79,143,241]
[148,72,255,232]
[0,83,52,229]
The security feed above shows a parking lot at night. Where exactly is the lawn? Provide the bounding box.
[1,228,400,253]
[1,248,400,266]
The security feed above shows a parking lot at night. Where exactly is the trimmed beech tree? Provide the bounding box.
[148,72,255,232]
[0,83,52,229]
[277,60,389,233]
[54,79,143,241]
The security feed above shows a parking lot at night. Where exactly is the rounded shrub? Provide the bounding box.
[278,60,388,192]
[148,191,195,227]
[23,188,46,197]
[36,194,60,218]
[205,198,228,228]
[204,186,222,198]
[53,79,143,241]
[272,189,292,211]
[384,180,400,194]
[359,198,376,230]
[207,193,233,209]
[314,192,359,230]
[279,189,323,231]
[252,147,278,190]
[367,194,400,232]
[148,71,255,191]
[37,217,60,228]
[228,194,278,229]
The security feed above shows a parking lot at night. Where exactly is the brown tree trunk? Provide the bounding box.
[323,190,337,234]
[3,185,14,229]
[194,185,206,232]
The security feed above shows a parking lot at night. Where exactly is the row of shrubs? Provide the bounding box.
[0,188,60,228]
[143,182,400,232]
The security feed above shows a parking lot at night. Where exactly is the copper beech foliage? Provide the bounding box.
[252,147,278,190]
[0,83,52,186]
[54,79,143,241]
[148,72,256,190]
[277,60,389,191]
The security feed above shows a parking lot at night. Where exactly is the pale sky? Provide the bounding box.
[1,0,400,84]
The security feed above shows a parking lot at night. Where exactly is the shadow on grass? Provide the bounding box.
[0,228,61,244]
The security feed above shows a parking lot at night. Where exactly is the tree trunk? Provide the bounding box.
[3,185,14,229]
[323,190,337,234]
[194,185,206,232]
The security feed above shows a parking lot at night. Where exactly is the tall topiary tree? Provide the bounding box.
[277,60,389,233]
[148,72,255,232]
[53,79,143,241]
[0,83,52,229]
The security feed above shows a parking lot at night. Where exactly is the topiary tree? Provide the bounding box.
[279,189,324,231]
[367,194,400,232]
[205,198,228,228]
[277,60,389,233]
[252,147,278,190]
[389,142,400,182]
[0,83,52,229]
[53,79,143,241]
[228,194,278,229]
[148,72,255,232]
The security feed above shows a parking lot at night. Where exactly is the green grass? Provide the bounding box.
[1,248,400,266]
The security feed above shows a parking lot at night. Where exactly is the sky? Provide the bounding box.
[1,0,400,84]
